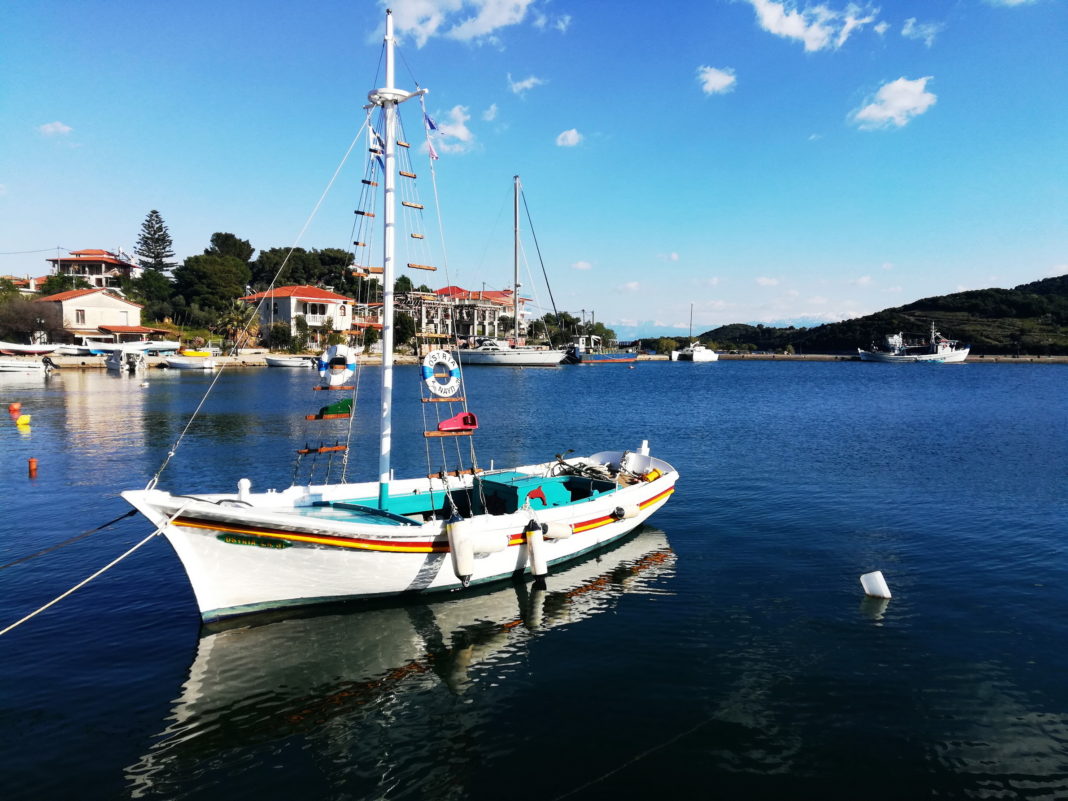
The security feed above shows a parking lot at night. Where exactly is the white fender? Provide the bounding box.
[612,505,640,521]
[541,521,572,540]
[447,517,474,585]
[525,521,548,578]
[469,530,507,555]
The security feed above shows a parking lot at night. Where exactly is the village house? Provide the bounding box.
[396,285,533,342]
[33,287,165,345]
[241,286,382,347]
[46,249,141,289]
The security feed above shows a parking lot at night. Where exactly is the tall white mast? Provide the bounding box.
[368,9,427,508]
[513,175,521,343]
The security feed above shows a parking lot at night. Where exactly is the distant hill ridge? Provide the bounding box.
[698,275,1068,355]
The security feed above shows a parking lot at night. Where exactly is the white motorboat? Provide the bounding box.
[164,355,217,370]
[0,340,57,356]
[858,323,970,363]
[105,347,147,373]
[265,354,314,368]
[454,177,566,367]
[121,11,678,623]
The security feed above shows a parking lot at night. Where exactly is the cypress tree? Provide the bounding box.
[135,209,176,272]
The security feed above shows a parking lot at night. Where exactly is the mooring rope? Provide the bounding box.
[0,509,137,571]
[0,503,191,637]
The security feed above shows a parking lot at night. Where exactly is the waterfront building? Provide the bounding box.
[46,249,142,289]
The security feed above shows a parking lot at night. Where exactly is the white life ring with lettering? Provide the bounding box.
[422,350,461,397]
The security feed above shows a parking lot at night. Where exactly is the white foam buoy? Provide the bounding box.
[860,570,892,599]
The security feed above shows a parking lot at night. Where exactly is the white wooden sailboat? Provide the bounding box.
[454,176,566,367]
[121,10,677,623]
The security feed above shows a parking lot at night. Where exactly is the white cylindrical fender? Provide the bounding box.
[237,478,251,502]
[611,505,640,521]
[447,517,474,585]
[469,530,507,555]
[525,521,548,578]
[541,521,572,540]
[860,570,892,599]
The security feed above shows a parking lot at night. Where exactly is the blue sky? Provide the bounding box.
[2,0,1065,337]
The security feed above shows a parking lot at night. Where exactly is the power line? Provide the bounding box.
[0,247,67,255]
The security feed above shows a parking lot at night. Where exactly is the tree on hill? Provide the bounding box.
[38,274,91,296]
[172,253,252,319]
[121,269,174,322]
[0,298,63,341]
[135,210,176,272]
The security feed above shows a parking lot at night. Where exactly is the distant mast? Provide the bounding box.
[368,9,428,507]
[513,175,521,344]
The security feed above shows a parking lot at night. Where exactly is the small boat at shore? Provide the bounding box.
[0,340,57,356]
[164,355,217,370]
[0,356,55,373]
[120,11,677,623]
[858,323,970,363]
[105,347,147,373]
[265,354,314,368]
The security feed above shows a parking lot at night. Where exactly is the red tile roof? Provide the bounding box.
[34,288,142,307]
[99,325,154,334]
[47,249,138,268]
[241,285,352,302]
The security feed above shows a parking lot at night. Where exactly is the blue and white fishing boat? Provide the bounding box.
[858,322,969,363]
[121,10,678,623]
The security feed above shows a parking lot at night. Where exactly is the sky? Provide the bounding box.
[2,0,1066,338]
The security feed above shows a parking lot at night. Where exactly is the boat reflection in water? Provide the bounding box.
[126,528,675,798]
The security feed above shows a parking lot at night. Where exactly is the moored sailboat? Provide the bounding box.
[120,10,677,623]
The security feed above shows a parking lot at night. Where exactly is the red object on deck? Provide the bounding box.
[437,412,479,432]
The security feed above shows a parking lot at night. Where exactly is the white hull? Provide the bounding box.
[265,355,313,368]
[165,356,217,370]
[0,358,48,372]
[122,451,676,621]
[0,341,57,355]
[857,347,969,363]
[676,345,718,362]
[455,348,565,366]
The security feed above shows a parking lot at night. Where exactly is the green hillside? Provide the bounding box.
[700,275,1068,356]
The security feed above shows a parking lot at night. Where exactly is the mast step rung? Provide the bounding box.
[355,210,375,217]
[401,201,424,209]
[353,241,367,247]
[421,396,465,403]
[361,179,378,187]
[399,170,417,178]
[410,233,424,239]
[397,140,410,148]
[369,148,382,154]
[428,468,484,479]
[313,385,356,391]
[407,262,437,271]
[304,413,352,420]
[423,430,473,438]
[297,445,348,454]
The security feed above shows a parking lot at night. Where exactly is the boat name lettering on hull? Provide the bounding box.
[218,533,292,550]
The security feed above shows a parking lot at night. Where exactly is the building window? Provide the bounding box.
[338,305,347,316]
[75,309,86,324]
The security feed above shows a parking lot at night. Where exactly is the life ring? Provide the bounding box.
[422,349,461,397]
[319,343,356,387]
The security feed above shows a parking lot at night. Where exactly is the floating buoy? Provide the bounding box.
[27,457,38,478]
[860,570,892,599]
[16,414,31,426]
[8,402,20,414]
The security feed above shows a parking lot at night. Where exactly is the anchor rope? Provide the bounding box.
[0,509,137,571]
[0,503,191,637]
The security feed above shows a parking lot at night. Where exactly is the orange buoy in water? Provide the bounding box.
[8,402,20,414]
[28,457,38,478]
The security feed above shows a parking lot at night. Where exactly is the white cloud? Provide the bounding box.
[808,295,828,304]
[882,285,903,293]
[38,121,73,136]
[874,20,890,35]
[850,275,873,286]
[482,103,498,121]
[571,260,592,271]
[851,76,937,130]
[555,128,583,147]
[658,252,680,262]
[619,281,641,292]
[554,14,572,32]
[436,105,475,153]
[700,276,721,287]
[746,0,878,52]
[532,10,571,32]
[388,0,538,47]
[696,65,737,95]
[902,17,945,47]
[756,276,780,286]
[508,73,545,95]
[881,261,894,270]
[985,0,1037,6]
[1047,264,1068,277]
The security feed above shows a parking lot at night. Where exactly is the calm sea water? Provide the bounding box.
[1,361,1065,800]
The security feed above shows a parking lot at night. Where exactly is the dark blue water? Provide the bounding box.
[1,361,1065,800]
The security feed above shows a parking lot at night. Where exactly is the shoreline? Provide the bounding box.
[3,351,1064,370]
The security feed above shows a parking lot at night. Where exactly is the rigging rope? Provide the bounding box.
[0,509,136,571]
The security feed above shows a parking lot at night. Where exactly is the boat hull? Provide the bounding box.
[0,358,48,372]
[165,356,217,370]
[265,355,312,368]
[455,348,565,366]
[857,347,969,363]
[122,453,677,621]
[676,349,718,362]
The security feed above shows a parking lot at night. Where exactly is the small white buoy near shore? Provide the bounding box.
[860,570,892,599]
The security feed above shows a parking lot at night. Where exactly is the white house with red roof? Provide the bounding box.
[33,287,146,343]
[241,285,381,346]
[46,249,142,289]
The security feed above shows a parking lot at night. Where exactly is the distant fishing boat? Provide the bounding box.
[454,176,566,367]
[858,323,969,363]
[121,10,678,623]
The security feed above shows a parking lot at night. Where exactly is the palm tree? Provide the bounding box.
[212,300,259,351]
